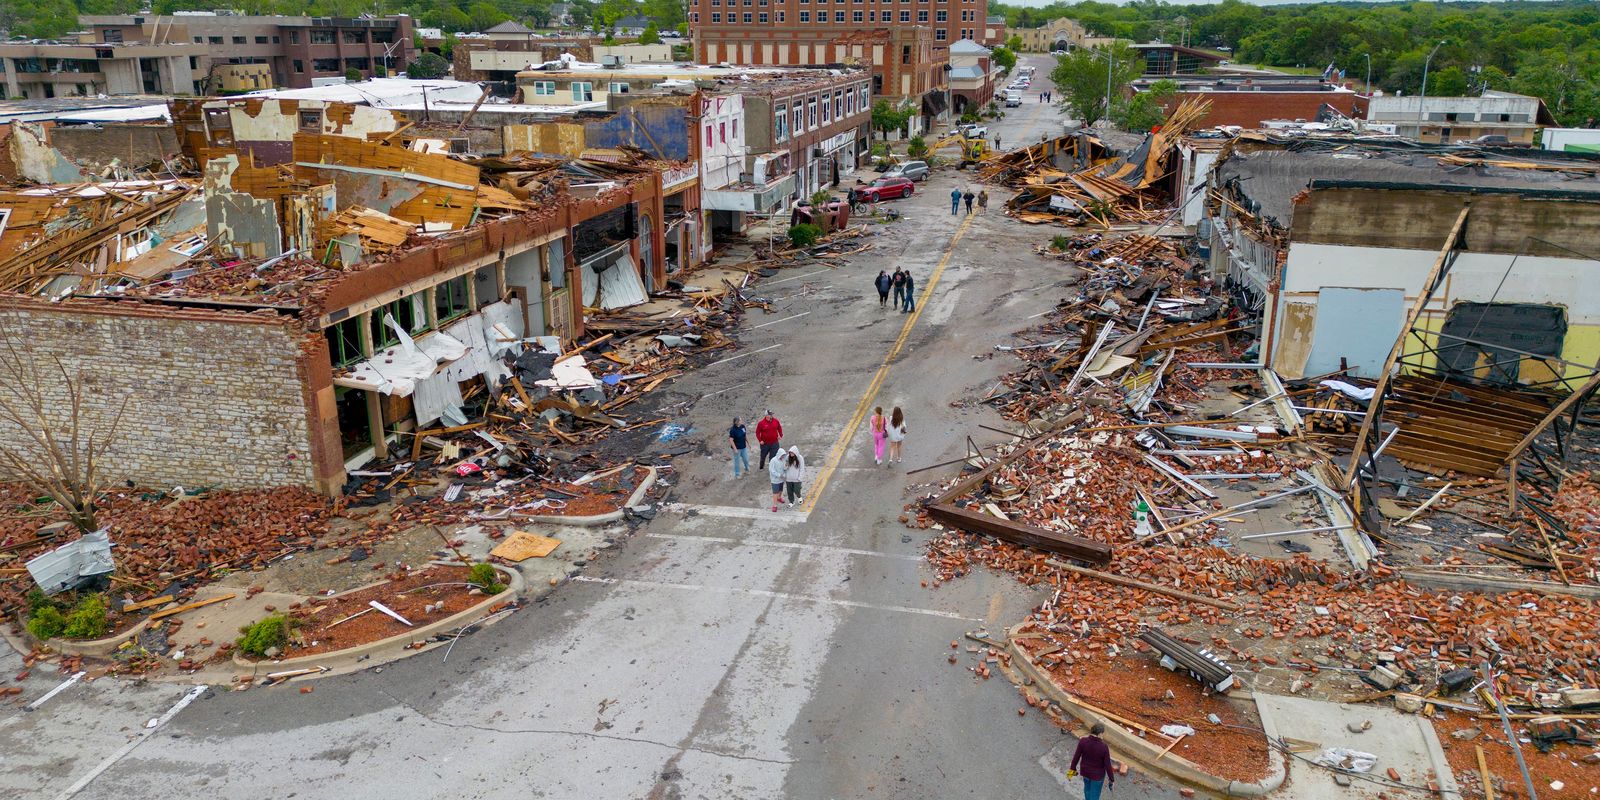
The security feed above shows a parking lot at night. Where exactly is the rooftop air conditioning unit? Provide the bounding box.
[601,55,623,68]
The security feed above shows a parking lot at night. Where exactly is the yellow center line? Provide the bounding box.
[800,212,977,514]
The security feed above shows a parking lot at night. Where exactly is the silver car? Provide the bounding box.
[883,160,930,182]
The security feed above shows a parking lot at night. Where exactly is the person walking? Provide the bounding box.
[875,270,892,308]
[963,188,975,214]
[729,417,750,478]
[901,271,916,313]
[782,447,806,507]
[886,407,908,463]
[1068,723,1117,800]
[978,189,989,211]
[949,186,961,215]
[767,445,787,512]
[869,406,888,465]
[755,410,783,469]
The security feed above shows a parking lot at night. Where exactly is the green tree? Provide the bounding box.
[407,52,452,79]
[345,67,364,82]
[1050,43,1141,127]
[1005,34,1023,53]
[1114,78,1176,132]
[467,1,509,31]
[870,99,913,140]
[991,45,1018,74]
[638,22,661,44]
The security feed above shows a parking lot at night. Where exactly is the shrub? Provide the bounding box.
[1050,234,1073,251]
[62,594,108,639]
[468,563,505,594]
[870,142,888,158]
[344,67,363,82]
[237,614,292,657]
[788,224,823,249]
[26,588,57,615]
[808,190,832,208]
[906,135,928,159]
[27,606,66,641]
[959,110,980,124]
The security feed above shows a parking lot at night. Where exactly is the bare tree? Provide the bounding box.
[0,321,127,533]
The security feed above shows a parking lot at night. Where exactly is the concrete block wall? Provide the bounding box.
[0,301,320,491]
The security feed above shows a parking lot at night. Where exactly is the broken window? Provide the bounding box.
[608,81,630,95]
[1436,303,1568,387]
[299,109,323,130]
[370,295,429,349]
[325,317,364,367]
[435,276,472,324]
[311,29,335,44]
[572,81,593,101]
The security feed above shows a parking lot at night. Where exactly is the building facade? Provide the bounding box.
[0,40,208,99]
[946,38,994,114]
[1365,91,1552,145]
[686,0,987,118]
[78,14,416,90]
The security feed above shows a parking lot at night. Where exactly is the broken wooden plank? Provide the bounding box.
[148,593,236,621]
[929,503,1112,566]
[1045,559,1240,611]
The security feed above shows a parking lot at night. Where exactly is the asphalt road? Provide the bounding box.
[2,54,1173,800]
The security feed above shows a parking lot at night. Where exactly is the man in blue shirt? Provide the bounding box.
[729,417,750,477]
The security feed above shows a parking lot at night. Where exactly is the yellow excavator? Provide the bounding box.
[929,132,989,168]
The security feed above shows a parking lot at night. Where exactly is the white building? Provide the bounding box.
[1365,90,1552,145]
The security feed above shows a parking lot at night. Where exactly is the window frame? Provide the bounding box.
[572,81,594,101]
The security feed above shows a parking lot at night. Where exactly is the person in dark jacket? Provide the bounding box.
[963,189,975,214]
[875,270,892,308]
[1068,723,1116,800]
[901,271,916,313]
[890,268,907,309]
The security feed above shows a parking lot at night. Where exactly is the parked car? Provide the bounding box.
[1004,90,1023,108]
[852,176,916,203]
[882,160,930,182]
[1456,134,1529,147]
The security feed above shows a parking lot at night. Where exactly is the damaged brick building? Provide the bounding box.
[0,95,686,494]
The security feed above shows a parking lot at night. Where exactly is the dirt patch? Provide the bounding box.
[1015,648,1274,784]
[241,565,501,660]
[1435,712,1599,799]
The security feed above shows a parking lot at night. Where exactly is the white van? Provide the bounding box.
[1003,90,1023,108]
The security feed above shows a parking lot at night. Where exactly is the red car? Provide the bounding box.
[853,176,915,203]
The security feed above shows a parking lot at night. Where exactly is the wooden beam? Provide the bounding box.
[928,503,1112,566]
[1047,559,1239,611]
[1504,364,1600,464]
[1342,204,1471,487]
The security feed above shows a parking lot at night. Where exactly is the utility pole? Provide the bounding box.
[1363,52,1371,96]
[1418,39,1445,142]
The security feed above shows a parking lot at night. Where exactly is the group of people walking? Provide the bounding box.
[728,411,808,511]
[875,269,916,313]
[1039,90,1054,103]
[950,187,989,215]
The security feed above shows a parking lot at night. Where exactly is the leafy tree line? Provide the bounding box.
[996,0,1600,126]
[2,0,684,42]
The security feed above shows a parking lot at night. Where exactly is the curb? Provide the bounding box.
[504,466,658,527]
[219,562,524,678]
[1006,624,1288,797]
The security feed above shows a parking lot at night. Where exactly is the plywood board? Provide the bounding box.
[490,531,561,561]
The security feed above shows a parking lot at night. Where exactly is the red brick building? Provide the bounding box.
[1140,76,1368,130]
[689,0,990,119]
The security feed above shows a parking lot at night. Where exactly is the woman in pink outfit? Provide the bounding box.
[869,406,887,465]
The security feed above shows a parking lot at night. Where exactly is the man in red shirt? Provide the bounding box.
[1068,722,1116,799]
[755,410,783,470]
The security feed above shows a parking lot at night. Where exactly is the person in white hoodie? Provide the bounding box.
[768,447,788,512]
[782,446,806,507]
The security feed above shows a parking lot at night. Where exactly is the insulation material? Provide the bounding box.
[536,355,602,390]
[581,252,647,310]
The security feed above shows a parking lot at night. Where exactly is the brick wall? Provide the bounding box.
[0,301,320,491]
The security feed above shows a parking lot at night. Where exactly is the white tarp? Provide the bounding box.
[1321,380,1376,402]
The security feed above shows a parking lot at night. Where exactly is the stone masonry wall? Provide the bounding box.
[0,301,319,490]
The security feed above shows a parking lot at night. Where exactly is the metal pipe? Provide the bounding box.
[1480,661,1540,800]
[1239,525,1351,540]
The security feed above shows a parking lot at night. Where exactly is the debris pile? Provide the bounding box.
[994,99,1212,227]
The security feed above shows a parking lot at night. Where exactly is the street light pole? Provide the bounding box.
[1363,52,1371,96]
[1103,46,1114,126]
[1418,40,1445,142]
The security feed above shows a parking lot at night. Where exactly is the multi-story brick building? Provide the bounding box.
[78,13,415,90]
[687,0,988,126]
